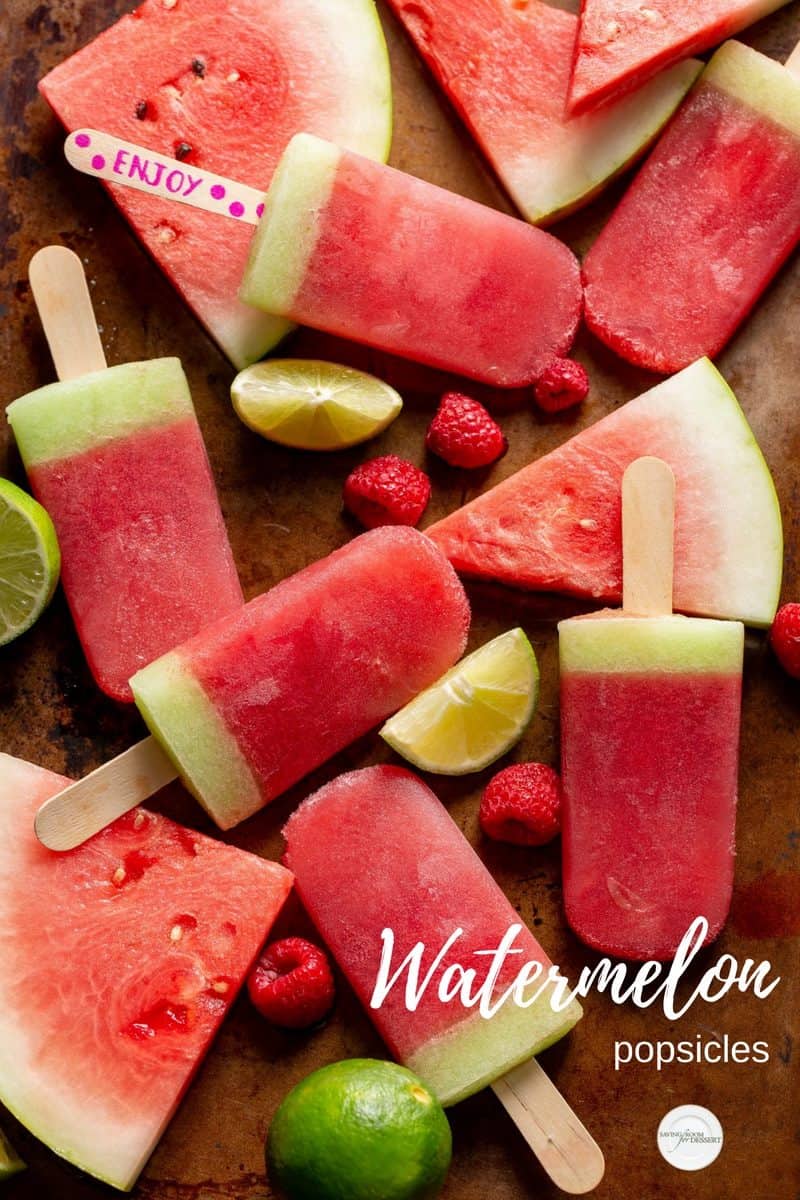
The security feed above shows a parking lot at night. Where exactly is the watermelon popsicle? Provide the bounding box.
[559,458,744,961]
[239,134,582,387]
[583,40,800,373]
[35,527,470,845]
[6,247,243,702]
[284,765,603,1193]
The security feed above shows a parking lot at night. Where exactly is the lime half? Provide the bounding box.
[231,359,402,450]
[267,1059,451,1200]
[381,628,539,774]
[0,478,60,647]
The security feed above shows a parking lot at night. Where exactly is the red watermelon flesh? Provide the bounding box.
[0,752,293,1191]
[39,0,392,368]
[426,359,782,628]
[568,0,789,116]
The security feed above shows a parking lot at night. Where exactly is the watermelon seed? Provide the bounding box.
[112,866,126,887]
[170,924,183,943]
[163,0,177,9]
[227,71,240,83]
[211,979,230,994]
[133,811,147,830]
[175,142,193,161]
[579,518,598,531]
[191,58,206,77]
[134,99,149,120]
[156,224,178,245]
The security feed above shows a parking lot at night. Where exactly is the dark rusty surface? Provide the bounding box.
[1,1,800,1197]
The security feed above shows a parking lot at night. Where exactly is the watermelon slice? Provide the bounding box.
[568,0,789,117]
[385,0,699,225]
[39,0,392,368]
[426,359,782,627]
[0,753,293,1191]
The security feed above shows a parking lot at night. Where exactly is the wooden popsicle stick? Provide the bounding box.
[621,456,675,617]
[65,129,265,226]
[28,245,107,380]
[492,1059,604,1194]
[34,737,177,851]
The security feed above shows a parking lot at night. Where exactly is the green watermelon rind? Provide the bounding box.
[407,981,582,1107]
[240,134,341,315]
[705,39,800,137]
[559,613,745,674]
[6,359,191,465]
[427,359,783,628]
[131,652,263,830]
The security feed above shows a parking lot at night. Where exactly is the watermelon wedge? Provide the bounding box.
[426,359,782,627]
[386,0,699,225]
[568,0,789,117]
[39,0,392,368]
[0,753,293,1191]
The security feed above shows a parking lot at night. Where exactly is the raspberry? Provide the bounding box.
[770,603,800,679]
[247,937,335,1030]
[479,762,562,846]
[533,357,589,413]
[425,392,507,468]
[343,454,431,529]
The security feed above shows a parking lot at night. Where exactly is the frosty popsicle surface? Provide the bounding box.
[130,528,470,829]
[7,287,243,703]
[283,764,583,1104]
[583,41,800,373]
[240,134,582,387]
[558,459,744,961]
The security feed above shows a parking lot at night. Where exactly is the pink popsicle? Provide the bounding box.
[240,134,582,387]
[283,765,582,1106]
[6,359,243,702]
[559,623,743,961]
[130,529,470,829]
[583,40,800,373]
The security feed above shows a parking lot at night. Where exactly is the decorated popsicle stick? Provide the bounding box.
[492,1061,605,1195]
[65,129,265,225]
[621,456,675,617]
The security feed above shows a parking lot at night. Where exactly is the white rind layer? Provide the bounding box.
[704,39,800,138]
[559,613,745,675]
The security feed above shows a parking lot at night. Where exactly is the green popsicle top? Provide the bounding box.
[559,612,744,674]
[239,134,342,315]
[704,40,800,139]
[6,358,194,466]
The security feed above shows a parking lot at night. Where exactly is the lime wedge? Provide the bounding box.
[0,478,60,647]
[380,628,539,774]
[0,1126,24,1180]
[231,359,402,450]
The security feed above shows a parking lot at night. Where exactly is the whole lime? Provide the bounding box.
[267,1058,452,1200]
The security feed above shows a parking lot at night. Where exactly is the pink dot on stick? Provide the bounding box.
[229,201,245,218]
[211,184,225,200]
[75,133,91,148]
[256,203,264,218]
[91,154,106,170]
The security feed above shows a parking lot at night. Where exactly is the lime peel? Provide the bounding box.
[380,628,539,774]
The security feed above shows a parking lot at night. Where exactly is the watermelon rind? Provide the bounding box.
[39,0,393,369]
[387,0,700,226]
[6,359,191,465]
[705,39,800,136]
[427,359,783,628]
[131,651,263,830]
[0,752,293,1191]
[559,613,745,675]
[567,0,789,116]
[240,134,341,315]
